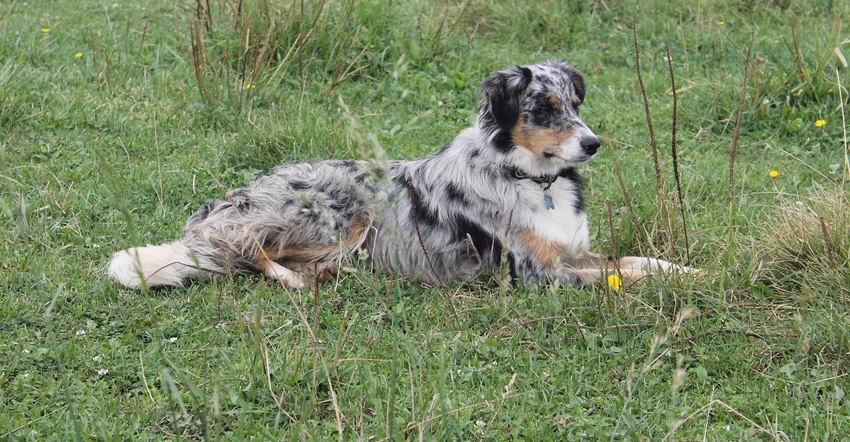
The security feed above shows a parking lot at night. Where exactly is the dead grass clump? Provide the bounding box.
[755,187,850,298]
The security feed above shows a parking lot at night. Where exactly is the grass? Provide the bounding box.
[1,0,848,439]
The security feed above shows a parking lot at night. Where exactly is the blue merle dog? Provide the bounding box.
[108,59,693,290]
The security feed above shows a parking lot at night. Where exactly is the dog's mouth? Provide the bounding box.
[559,134,601,164]
[540,143,598,165]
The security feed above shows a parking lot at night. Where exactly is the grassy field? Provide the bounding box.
[1,0,849,439]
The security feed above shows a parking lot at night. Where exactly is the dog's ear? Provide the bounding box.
[478,66,533,142]
[547,58,586,105]
[569,68,586,105]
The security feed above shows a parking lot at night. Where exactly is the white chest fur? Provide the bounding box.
[514,177,590,258]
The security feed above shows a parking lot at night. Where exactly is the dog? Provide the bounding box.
[108,59,692,290]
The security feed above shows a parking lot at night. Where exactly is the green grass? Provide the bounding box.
[2,0,849,439]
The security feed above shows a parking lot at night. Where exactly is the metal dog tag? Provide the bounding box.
[543,193,554,210]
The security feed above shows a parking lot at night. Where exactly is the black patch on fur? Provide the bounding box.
[558,167,585,213]
[399,176,438,227]
[356,173,378,193]
[453,215,516,281]
[491,132,515,152]
[479,66,534,152]
[289,181,310,191]
[535,75,554,89]
[526,91,560,128]
[445,182,466,204]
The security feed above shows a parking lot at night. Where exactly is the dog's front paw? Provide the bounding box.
[641,258,691,273]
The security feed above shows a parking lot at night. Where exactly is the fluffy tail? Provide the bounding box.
[107,241,201,289]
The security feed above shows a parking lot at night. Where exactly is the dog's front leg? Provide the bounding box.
[553,252,698,288]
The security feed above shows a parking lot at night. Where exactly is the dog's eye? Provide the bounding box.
[537,100,555,114]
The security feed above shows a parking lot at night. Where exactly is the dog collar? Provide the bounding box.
[507,167,560,190]
[507,167,564,210]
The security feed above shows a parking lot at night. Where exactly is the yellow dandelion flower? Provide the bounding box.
[74,52,84,58]
[815,119,826,127]
[244,83,255,90]
[41,28,50,34]
[716,21,725,26]
[607,274,623,291]
[769,170,779,179]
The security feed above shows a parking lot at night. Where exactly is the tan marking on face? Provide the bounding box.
[549,94,560,106]
[511,119,575,158]
[515,229,568,266]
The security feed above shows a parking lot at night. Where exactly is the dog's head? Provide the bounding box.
[478,59,599,172]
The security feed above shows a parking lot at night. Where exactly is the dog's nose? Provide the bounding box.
[580,136,600,155]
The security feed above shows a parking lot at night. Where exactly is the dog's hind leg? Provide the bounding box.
[256,254,307,289]
[252,218,372,289]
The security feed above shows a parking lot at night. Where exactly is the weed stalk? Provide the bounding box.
[725,30,754,265]
[632,21,662,192]
[665,43,691,266]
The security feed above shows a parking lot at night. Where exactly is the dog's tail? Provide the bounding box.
[108,241,205,289]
